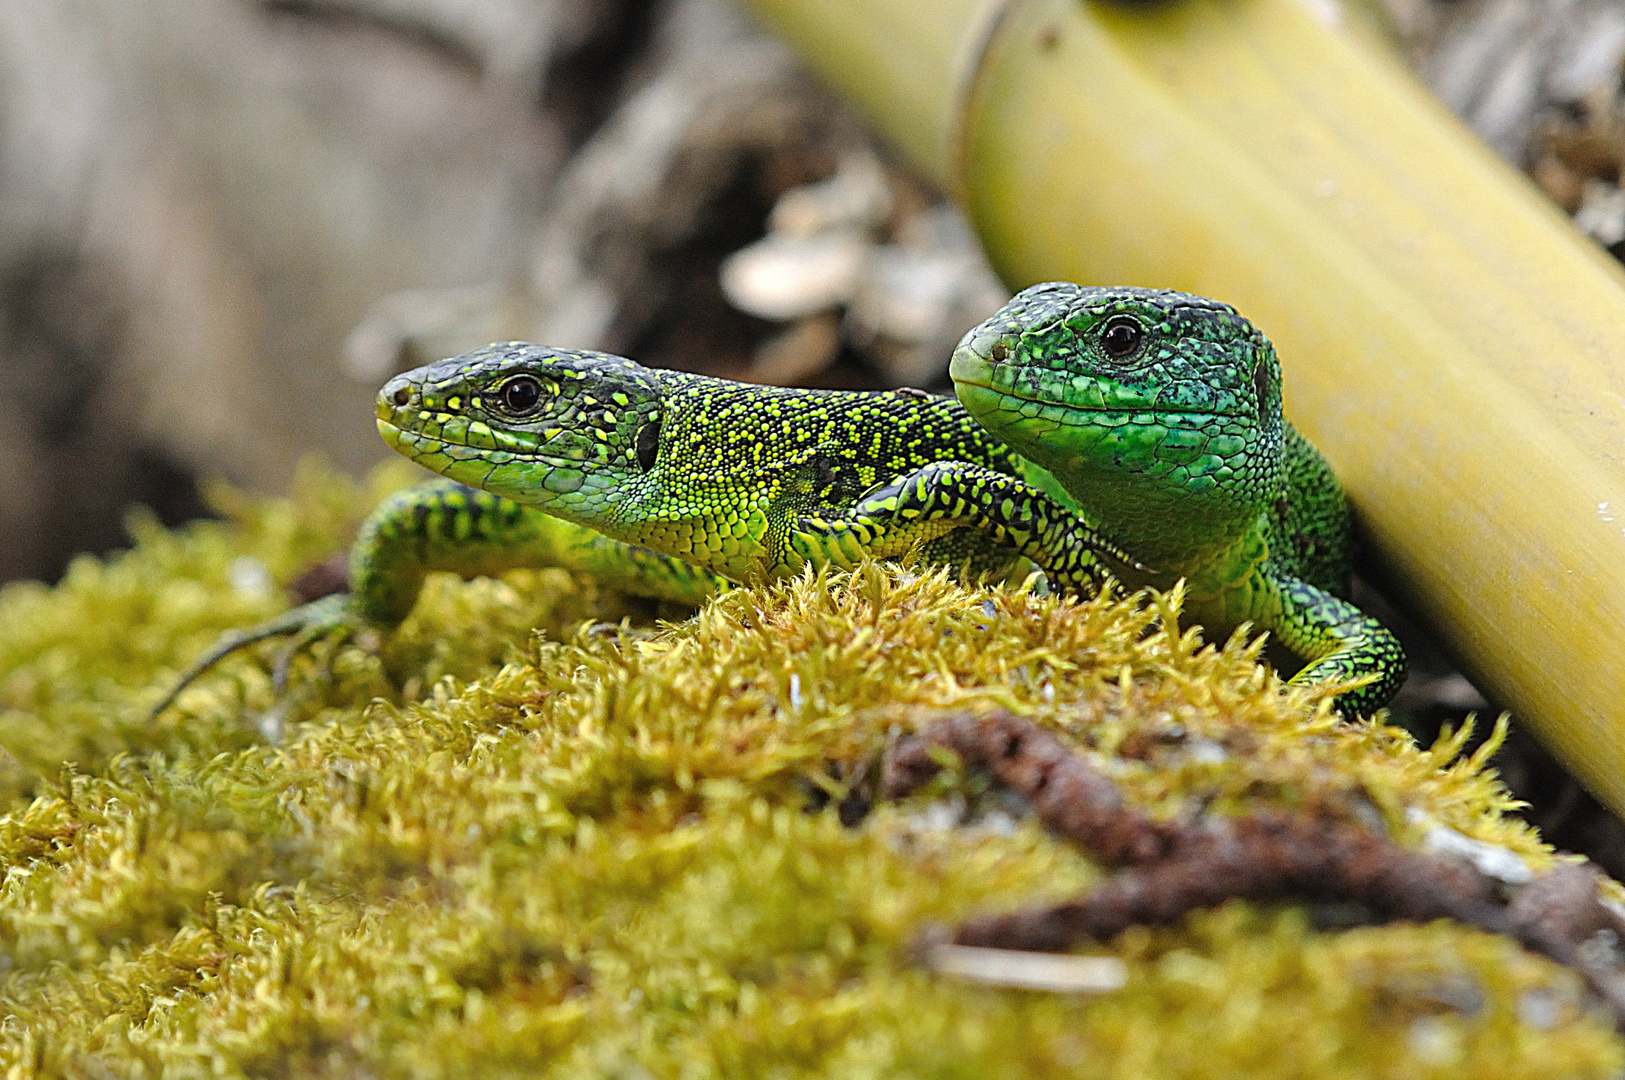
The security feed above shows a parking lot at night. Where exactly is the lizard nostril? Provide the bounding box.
[393,387,411,406]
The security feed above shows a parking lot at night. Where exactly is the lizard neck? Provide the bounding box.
[1058,468,1271,574]
[999,409,1281,575]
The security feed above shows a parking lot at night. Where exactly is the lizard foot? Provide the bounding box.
[850,461,1154,594]
[149,593,361,724]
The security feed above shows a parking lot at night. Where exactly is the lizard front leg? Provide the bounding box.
[349,481,725,625]
[788,461,1146,593]
[1262,574,1408,716]
[154,480,727,718]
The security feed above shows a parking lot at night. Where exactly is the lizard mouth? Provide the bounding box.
[375,418,467,467]
[376,417,561,466]
[374,417,493,465]
[953,350,1246,421]
[375,395,553,461]
[954,375,1244,423]
[375,417,410,451]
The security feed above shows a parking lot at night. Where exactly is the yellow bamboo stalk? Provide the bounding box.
[743,0,1625,815]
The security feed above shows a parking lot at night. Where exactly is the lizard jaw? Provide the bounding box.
[376,417,404,450]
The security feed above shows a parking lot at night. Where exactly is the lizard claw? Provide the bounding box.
[151,593,360,721]
[1112,549,1159,577]
[270,600,359,695]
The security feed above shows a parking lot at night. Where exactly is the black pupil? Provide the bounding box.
[502,377,542,414]
[636,420,660,472]
[1102,317,1141,359]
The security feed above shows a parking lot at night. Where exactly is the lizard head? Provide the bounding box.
[950,283,1284,564]
[376,342,663,517]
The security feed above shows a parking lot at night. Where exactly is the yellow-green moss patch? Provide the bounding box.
[0,464,1617,1078]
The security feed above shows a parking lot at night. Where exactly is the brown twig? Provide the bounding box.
[886,711,1625,1025]
[882,711,1179,866]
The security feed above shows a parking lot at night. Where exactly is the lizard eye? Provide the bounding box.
[1253,359,1272,419]
[1100,315,1143,360]
[499,375,543,415]
[635,420,660,471]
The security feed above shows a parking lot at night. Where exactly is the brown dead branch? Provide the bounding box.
[886,711,1625,1025]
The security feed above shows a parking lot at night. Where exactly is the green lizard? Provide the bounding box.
[157,285,1403,717]
[153,346,1135,716]
[894,281,1406,713]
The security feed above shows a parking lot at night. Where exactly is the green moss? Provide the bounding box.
[0,461,1617,1078]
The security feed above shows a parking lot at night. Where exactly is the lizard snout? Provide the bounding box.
[377,374,419,419]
